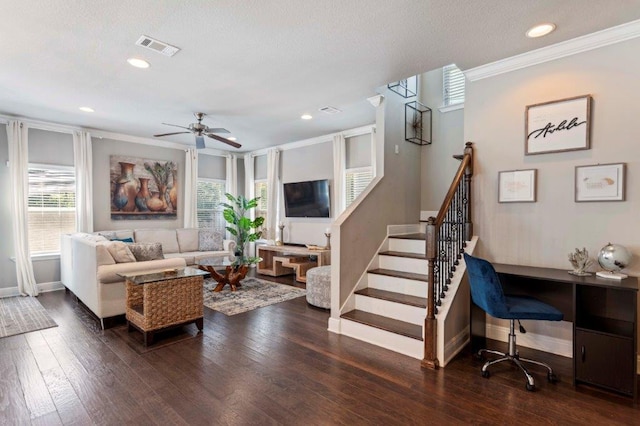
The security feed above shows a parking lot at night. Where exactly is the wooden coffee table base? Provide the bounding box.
[198,264,248,292]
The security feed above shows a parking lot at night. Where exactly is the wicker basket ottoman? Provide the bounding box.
[306,265,331,309]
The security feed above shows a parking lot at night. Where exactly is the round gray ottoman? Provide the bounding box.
[306,265,331,309]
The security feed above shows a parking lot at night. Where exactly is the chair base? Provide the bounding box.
[478,320,557,391]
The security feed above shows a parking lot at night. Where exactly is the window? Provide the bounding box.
[443,64,465,107]
[254,180,268,231]
[196,179,226,232]
[345,167,373,207]
[28,164,76,254]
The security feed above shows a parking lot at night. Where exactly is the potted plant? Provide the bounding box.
[222,193,265,267]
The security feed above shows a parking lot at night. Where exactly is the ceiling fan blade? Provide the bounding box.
[195,135,205,149]
[206,128,230,134]
[154,131,191,137]
[206,133,242,149]
[162,123,191,130]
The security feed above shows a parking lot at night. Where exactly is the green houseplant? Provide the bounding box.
[222,193,265,266]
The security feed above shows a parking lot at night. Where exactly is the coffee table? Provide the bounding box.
[196,257,246,292]
[119,267,209,346]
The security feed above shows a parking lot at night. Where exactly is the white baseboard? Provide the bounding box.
[486,323,573,358]
[443,325,470,367]
[0,281,65,298]
[327,317,341,334]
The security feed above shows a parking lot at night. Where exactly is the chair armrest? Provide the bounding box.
[223,239,237,262]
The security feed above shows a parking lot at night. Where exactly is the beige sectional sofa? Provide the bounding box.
[60,228,235,328]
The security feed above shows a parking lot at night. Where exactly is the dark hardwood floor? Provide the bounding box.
[2,271,639,425]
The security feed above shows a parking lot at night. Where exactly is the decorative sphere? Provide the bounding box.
[597,243,632,273]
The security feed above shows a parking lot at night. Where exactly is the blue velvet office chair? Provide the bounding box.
[464,253,563,391]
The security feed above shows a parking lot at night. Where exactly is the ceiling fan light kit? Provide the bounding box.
[153,112,241,149]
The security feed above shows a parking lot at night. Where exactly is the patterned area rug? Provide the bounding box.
[0,296,57,338]
[203,277,306,316]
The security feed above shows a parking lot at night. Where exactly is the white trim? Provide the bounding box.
[250,124,375,157]
[485,323,573,358]
[438,103,464,113]
[443,325,470,367]
[327,317,341,333]
[0,114,80,134]
[0,281,65,298]
[465,19,640,81]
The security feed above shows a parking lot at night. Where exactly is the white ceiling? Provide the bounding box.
[1,1,639,152]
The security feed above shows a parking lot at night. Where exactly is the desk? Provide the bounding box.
[471,263,638,399]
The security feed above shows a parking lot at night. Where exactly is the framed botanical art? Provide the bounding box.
[525,95,591,155]
[498,169,537,203]
[575,163,625,202]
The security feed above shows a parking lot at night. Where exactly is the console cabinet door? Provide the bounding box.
[575,329,634,396]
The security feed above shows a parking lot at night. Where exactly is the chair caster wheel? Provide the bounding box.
[526,383,535,392]
[481,370,490,378]
[548,373,558,383]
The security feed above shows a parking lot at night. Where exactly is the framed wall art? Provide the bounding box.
[525,95,591,155]
[575,163,625,202]
[498,169,537,203]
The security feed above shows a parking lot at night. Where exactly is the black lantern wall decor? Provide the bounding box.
[388,75,417,98]
[405,101,432,145]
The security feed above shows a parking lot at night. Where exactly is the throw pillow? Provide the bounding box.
[106,241,136,263]
[111,237,134,243]
[199,229,223,251]
[96,231,117,240]
[128,242,164,262]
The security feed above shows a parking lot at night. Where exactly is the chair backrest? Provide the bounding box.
[463,253,509,318]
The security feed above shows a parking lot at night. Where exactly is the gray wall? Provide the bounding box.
[419,68,465,210]
[346,133,371,169]
[464,38,640,348]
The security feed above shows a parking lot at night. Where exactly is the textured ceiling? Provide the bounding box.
[1,1,639,151]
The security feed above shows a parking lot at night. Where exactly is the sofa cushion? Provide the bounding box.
[199,229,223,251]
[128,242,164,262]
[176,228,199,253]
[164,252,195,265]
[134,229,180,254]
[96,230,135,241]
[97,258,186,284]
[106,241,136,263]
[96,242,116,266]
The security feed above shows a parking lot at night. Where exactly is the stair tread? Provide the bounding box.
[341,310,423,341]
[368,268,428,282]
[355,288,426,308]
[389,233,425,240]
[379,250,426,259]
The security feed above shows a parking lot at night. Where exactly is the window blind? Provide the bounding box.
[254,181,268,231]
[443,64,465,106]
[196,179,226,231]
[28,165,76,254]
[345,167,373,207]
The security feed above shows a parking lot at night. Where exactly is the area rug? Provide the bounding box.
[203,277,306,316]
[0,296,57,339]
[110,323,202,354]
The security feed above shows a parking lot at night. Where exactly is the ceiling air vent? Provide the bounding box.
[135,35,180,57]
[319,106,342,115]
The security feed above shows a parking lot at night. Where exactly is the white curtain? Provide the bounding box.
[225,154,237,197]
[244,154,255,203]
[333,133,346,216]
[184,148,198,228]
[73,131,93,233]
[266,148,280,240]
[7,121,38,296]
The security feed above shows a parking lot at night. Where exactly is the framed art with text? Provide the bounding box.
[575,163,625,202]
[498,169,537,203]
[525,95,591,155]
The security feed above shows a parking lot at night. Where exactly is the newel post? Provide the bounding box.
[463,142,473,242]
[422,217,439,369]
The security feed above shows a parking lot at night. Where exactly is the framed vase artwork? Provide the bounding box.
[110,155,178,220]
[525,95,591,155]
[575,163,625,202]
[498,169,537,203]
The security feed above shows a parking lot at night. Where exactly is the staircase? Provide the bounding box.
[339,231,428,359]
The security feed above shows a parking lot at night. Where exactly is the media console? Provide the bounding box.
[471,263,638,400]
[257,244,331,283]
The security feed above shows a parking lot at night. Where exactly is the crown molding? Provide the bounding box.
[465,19,640,82]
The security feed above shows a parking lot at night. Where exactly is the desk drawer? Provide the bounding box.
[575,329,635,396]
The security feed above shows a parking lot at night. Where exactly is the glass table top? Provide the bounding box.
[118,266,209,285]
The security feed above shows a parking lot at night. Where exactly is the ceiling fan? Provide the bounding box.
[153,112,241,149]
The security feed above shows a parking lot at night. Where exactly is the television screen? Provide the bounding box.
[283,179,330,218]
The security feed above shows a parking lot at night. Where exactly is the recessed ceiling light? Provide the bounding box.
[526,23,556,38]
[79,106,94,113]
[301,114,313,120]
[228,137,237,141]
[127,57,150,68]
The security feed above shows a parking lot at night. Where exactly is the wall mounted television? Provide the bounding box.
[283,179,331,218]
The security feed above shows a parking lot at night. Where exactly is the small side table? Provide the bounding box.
[119,267,208,346]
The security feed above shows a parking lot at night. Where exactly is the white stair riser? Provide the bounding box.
[367,273,427,298]
[340,319,424,359]
[379,255,427,274]
[355,295,424,325]
[388,238,425,255]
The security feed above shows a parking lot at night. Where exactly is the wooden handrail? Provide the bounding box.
[422,142,473,369]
